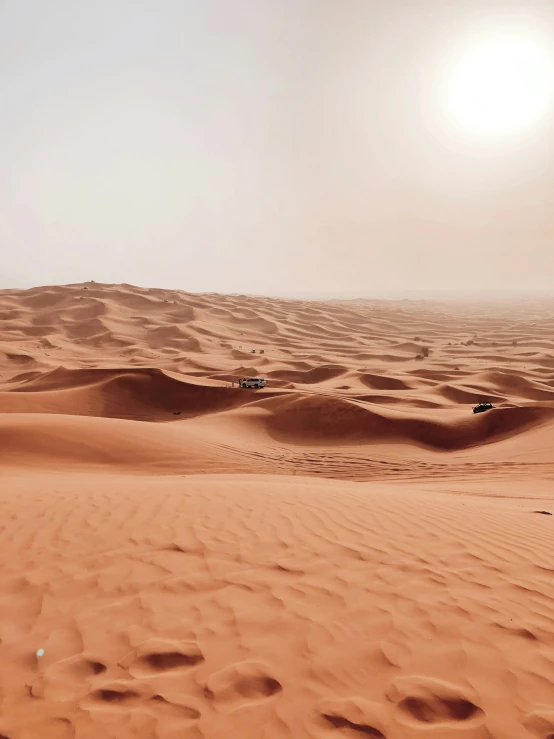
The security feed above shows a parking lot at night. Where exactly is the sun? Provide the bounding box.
[447,35,554,136]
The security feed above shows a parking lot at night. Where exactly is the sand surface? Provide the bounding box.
[1,282,554,739]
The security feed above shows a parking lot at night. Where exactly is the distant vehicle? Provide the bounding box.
[473,402,494,414]
[241,377,266,389]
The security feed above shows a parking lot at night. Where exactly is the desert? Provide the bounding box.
[3,2,554,735]
[1,282,554,739]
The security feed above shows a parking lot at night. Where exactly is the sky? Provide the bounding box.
[1,0,554,297]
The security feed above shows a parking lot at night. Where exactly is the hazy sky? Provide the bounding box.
[1,0,554,296]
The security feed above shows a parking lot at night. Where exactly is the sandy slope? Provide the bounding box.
[1,282,554,739]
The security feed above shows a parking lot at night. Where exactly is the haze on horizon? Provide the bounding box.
[1,0,554,298]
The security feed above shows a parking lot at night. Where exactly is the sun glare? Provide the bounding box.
[447,35,554,136]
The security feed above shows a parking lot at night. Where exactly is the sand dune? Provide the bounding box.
[1,282,554,738]
[1,367,278,421]
[250,393,554,449]
[267,365,347,385]
[359,372,413,391]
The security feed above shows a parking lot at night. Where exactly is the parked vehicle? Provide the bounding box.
[473,402,494,414]
[241,377,266,389]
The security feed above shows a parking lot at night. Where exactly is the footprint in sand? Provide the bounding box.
[82,680,145,710]
[120,638,205,678]
[386,675,485,728]
[203,661,282,711]
[317,697,387,738]
[80,679,201,723]
[29,654,107,701]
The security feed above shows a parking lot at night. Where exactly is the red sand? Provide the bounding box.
[1,282,554,738]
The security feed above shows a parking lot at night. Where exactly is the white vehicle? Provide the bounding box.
[241,377,266,389]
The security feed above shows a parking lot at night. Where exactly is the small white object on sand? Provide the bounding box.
[36,649,45,658]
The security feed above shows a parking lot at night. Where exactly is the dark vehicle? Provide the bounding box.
[473,402,494,414]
